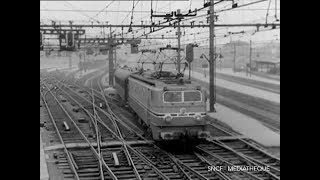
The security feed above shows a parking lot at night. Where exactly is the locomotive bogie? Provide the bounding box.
[152,124,210,140]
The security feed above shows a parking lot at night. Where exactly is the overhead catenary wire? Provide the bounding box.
[122,0,267,39]
[92,0,116,19]
[63,1,102,23]
[41,0,279,51]
[265,0,272,24]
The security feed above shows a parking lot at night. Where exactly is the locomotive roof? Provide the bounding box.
[115,68,201,88]
[131,70,200,88]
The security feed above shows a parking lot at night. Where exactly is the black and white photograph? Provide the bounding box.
[40,0,280,179]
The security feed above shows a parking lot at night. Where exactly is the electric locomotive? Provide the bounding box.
[114,68,210,141]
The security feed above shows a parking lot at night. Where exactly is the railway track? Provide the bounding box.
[200,123,280,179]
[58,76,145,138]
[57,70,144,136]
[40,80,117,180]
[193,68,280,94]
[77,70,281,166]
[194,79,280,134]
[41,71,280,180]
[215,73,279,94]
[41,74,230,180]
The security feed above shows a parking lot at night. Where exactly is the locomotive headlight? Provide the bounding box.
[195,115,202,121]
[164,115,172,123]
[180,108,187,115]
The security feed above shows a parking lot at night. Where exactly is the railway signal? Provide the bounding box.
[59,33,66,51]
[58,32,76,51]
[186,43,198,80]
[66,32,75,48]
[185,43,198,63]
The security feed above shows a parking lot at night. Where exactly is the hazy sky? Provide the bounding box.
[40,0,280,46]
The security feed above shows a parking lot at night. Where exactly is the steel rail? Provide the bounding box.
[64,69,120,103]
[96,75,222,180]
[49,71,281,179]
[53,77,166,179]
[40,89,80,180]
[55,80,171,180]
[200,140,280,179]
[93,77,143,180]
[41,79,118,180]
[59,79,230,180]
[194,153,232,180]
[207,124,280,175]
[62,78,141,133]
[53,75,213,180]
[51,72,241,180]
[90,80,105,180]
[167,154,215,180]
[208,123,280,163]
[195,147,263,180]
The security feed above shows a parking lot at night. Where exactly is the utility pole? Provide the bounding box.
[220,48,222,71]
[114,47,117,67]
[177,14,181,74]
[84,51,86,72]
[109,27,114,86]
[209,0,216,112]
[233,43,236,73]
[69,52,72,70]
[249,40,252,77]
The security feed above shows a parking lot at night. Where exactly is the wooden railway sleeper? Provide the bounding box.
[204,140,280,178]
[208,124,280,168]
[54,76,208,180]
[42,81,118,180]
[58,82,142,180]
[40,88,80,180]
[196,146,274,180]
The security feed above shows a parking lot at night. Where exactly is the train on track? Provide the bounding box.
[114,67,210,141]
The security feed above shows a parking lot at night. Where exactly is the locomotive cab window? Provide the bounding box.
[163,91,202,103]
[164,91,182,102]
[184,91,202,102]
